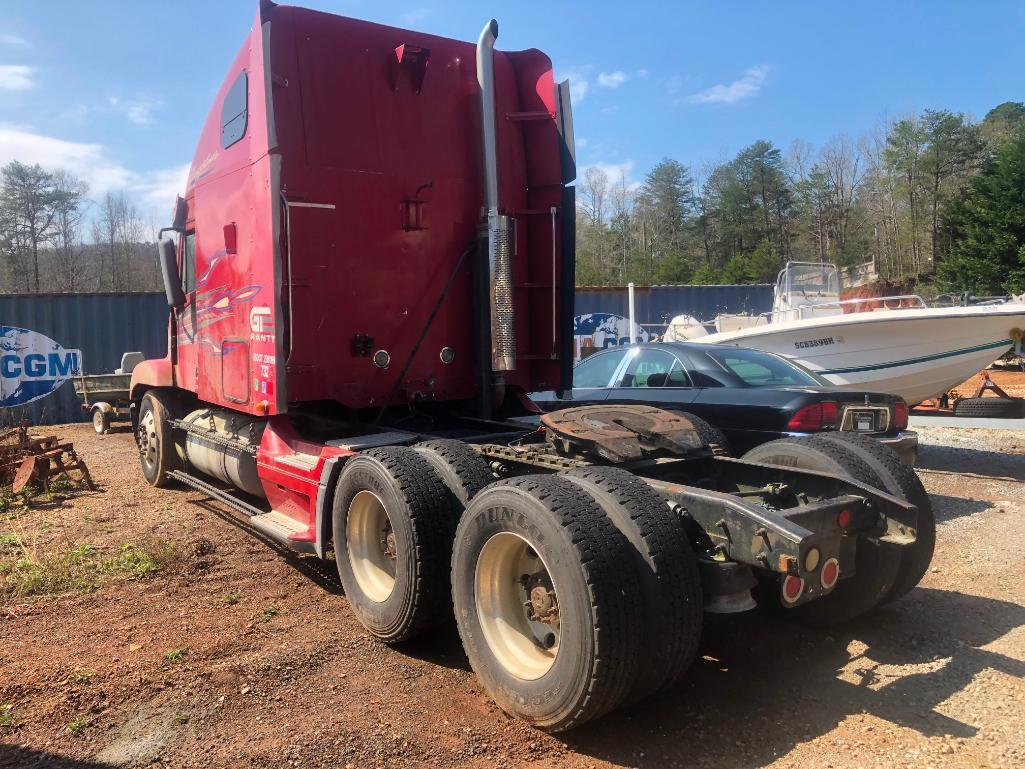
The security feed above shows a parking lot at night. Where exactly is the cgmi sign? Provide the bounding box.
[0,326,82,408]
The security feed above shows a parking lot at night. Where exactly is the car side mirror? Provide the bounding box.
[158,237,186,310]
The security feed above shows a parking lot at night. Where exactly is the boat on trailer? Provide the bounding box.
[666,262,1025,405]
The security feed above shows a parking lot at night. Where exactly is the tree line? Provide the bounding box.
[0,161,163,293]
[576,101,1025,295]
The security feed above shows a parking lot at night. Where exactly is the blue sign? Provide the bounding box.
[0,326,82,408]
[573,313,650,361]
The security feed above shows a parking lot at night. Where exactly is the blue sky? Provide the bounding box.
[2,1,1023,227]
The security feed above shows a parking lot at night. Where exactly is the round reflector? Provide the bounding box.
[836,509,852,529]
[803,546,821,572]
[820,558,840,590]
[781,575,805,605]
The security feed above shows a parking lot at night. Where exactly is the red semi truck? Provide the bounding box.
[133,1,934,731]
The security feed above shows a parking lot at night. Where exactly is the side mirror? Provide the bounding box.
[158,237,186,310]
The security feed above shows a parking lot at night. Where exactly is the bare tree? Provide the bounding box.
[818,134,866,254]
[91,191,145,291]
[49,170,90,292]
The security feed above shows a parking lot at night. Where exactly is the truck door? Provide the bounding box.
[174,227,200,394]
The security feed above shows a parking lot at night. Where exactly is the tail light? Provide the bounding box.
[893,400,908,431]
[787,401,839,431]
[781,575,805,605]
[819,558,840,590]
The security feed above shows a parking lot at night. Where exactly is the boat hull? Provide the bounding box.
[693,305,1025,405]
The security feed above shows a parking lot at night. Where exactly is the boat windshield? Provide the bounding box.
[706,348,823,387]
[782,263,840,297]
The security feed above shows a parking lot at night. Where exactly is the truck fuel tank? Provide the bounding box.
[181,409,265,498]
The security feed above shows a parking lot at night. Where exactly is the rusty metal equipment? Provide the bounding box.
[540,404,705,462]
[0,422,95,495]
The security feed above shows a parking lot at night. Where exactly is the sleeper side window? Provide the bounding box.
[182,232,196,294]
[221,70,248,149]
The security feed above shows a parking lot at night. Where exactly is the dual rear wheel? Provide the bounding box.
[331,444,703,731]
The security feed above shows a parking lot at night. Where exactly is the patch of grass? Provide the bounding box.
[66,717,87,735]
[1,539,180,600]
[164,647,189,663]
[174,711,189,725]
[257,606,279,624]
[72,670,92,685]
[224,590,242,605]
[0,703,13,728]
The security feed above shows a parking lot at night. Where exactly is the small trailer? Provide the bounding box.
[74,353,145,433]
[128,2,935,732]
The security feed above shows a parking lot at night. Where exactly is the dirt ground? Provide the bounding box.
[1,423,1023,769]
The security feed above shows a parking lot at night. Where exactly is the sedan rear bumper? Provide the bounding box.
[876,430,919,467]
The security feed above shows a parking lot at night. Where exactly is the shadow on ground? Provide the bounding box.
[555,588,1025,769]
[916,444,1025,480]
[0,746,110,769]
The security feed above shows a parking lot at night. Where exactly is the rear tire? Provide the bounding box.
[332,447,454,643]
[136,391,178,487]
[668,410,732,456]
[952,396,1025,418]
[413,439,493,507]
[741,436,901,625]
[807,432,935,604]
[563,466,702,701]
[451,475,643,732]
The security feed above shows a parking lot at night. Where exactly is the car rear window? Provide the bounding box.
[707,348,821,387]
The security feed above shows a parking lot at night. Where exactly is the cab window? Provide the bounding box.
[622,349,681,388]
[221,70,248,149]
[573,348,627,388]
[182,232,196,293]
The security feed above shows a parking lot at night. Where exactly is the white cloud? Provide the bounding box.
[636,68,649,78]
[687,64,769,105]
[398,8,430,26]
[0,125,188,221]
[559,66,592,104]
[133,162,190,207]
[579,160,639,190]
[597,70,629,89]
[0,65,35,91]
[108,95,165,126]
[0,125,132,192]
[0,34,30,48]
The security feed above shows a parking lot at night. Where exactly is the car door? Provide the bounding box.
[606,348,699,408]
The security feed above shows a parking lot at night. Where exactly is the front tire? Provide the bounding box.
[332,447,453,643]
[452,475,643,732]
[136,391,178,487]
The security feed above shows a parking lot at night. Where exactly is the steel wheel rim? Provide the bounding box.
[137,409,157,467]
[474,531,560,680]
[93,411,105,432]
[346,490,397,603]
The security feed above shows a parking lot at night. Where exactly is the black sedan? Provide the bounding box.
[530,342,917,463]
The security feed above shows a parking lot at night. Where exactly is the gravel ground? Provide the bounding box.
[0,424,1022,769]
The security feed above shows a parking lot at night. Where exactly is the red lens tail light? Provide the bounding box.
[893,400,908,431]
[787,401,839,432]
[820,401,839,428]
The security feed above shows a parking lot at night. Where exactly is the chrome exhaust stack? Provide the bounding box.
[476,19,516,372]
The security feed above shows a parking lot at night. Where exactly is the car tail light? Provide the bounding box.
[787,401,839,431]
[893,400,908,431]
[820,401,839,428]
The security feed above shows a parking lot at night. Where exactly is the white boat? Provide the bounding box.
[666,262,1025,405]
